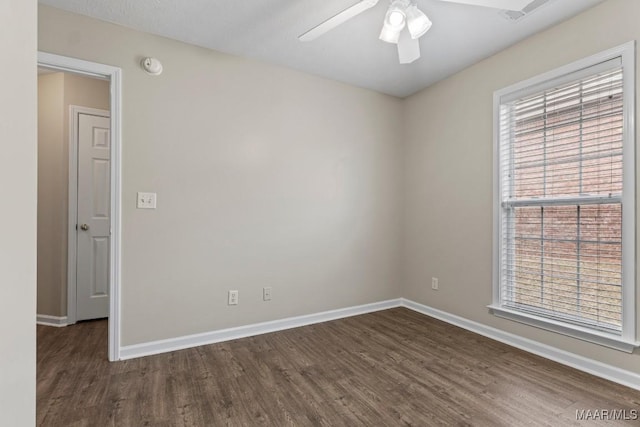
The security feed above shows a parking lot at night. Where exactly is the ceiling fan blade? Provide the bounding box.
[299,0,380,41]
[435,0,531,11]
[397,30,420,64]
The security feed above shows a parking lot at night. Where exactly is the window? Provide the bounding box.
[491,43,636,352]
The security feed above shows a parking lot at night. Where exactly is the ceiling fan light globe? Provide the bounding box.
[380,3,407,44]
[384,2,407,30]
[406,6,432,39]
[388,10,405,26]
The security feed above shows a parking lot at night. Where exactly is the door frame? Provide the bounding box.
[68,106,110,325]
[38,51,123,362]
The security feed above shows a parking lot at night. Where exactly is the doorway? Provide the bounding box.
[37,52,122,361]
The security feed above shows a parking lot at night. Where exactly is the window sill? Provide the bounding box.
[487,305,639,353]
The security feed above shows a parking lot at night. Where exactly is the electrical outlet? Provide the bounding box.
[228,290,238,305]
[431,277,439,290]
[263,286,272,301]
[137,192,157,209]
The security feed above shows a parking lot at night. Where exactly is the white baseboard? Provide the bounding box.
[117,296,640,391]
[119,299,402,360]
[401,298,640,391]
[36,314,68,327]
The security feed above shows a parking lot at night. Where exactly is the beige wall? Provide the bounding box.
[37,72,110,317]
[403,0,640,374]
[39,5,404,345]
[0,0,37,424]
[38,73,65,316]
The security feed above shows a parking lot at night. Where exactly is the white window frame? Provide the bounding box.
[490,41,638,353]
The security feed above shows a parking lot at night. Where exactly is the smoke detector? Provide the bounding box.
[141,57,163,76]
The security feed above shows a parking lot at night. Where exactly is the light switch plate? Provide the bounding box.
[137,192,157,209]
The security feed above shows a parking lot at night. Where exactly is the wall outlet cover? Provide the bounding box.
[137,192,157,209]
[228,290,239,305]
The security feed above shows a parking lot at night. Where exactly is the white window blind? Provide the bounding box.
[498,64,624,334]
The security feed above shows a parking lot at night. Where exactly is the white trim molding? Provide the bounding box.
[120,299,402,360]
[488,304,639,353]
[36,315,68,328]
[402,299,640,392]
[38,51,123,362]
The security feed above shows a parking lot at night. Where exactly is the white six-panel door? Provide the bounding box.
[76,113,111,321]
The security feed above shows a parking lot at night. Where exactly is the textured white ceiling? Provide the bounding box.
[39,0,603,97]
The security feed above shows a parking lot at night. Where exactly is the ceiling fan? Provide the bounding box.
[299,0,533,64]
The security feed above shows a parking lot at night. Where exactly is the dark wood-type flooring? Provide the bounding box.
[37,308,640,426]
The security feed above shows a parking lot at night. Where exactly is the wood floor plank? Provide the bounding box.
[37,308,640,426]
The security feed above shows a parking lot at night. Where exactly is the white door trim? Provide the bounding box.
[38,52,123,362]
[68,106,110,326]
